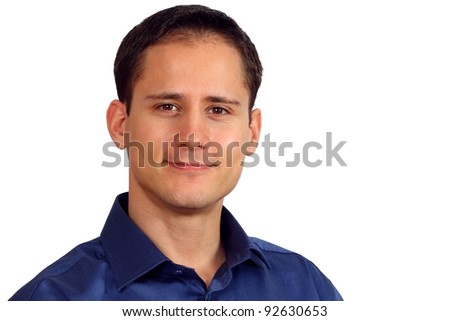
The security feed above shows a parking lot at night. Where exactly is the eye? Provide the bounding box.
[208,106,228,115]
[157,103,179,112]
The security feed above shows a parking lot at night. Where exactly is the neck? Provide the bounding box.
[128,186,226,287]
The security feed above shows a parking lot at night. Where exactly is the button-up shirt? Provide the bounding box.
[10,193,342,300]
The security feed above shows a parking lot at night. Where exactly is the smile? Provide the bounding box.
[167,161,217,170]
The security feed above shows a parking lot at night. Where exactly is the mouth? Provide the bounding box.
[166,160,219,169]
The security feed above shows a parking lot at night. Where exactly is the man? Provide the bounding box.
[10,5,342,300]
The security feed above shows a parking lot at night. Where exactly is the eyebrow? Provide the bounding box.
[205,95,241,106]
[144,92,182,100]
[144,92,241,106]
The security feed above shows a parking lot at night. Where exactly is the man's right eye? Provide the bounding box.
[157,104,178,111]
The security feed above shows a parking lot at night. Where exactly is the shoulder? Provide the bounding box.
[10,238,108,301]
[250,237,343,300]
[250,237,298,254]
[250,237,317,270]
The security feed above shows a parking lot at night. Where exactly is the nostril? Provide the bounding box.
[172,132,203,149]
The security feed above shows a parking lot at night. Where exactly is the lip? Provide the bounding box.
[167,161,215,170]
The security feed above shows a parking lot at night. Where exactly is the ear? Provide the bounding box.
[247,108,262,154]
[106,99,128,150]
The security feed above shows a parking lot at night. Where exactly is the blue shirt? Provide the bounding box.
[10,193,342,301]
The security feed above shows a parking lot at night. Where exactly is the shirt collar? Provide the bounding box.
[100,193,270,290]
[220,206,271,270]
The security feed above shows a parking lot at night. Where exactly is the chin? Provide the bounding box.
[163,188,227,212]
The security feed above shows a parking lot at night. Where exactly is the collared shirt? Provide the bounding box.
[10,193,342,301]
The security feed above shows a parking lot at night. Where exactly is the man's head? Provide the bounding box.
[107,5,262,212]
[114,5,263,114]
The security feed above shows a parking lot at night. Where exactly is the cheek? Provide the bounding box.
[126,122,175,163]
[212,130,250,162]
[131,116,177,142]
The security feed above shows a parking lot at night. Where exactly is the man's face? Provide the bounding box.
[123,36,261,212]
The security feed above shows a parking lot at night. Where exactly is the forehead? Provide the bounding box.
[139,32,246,78]
[134,36,249,101]
[147,32,243,68]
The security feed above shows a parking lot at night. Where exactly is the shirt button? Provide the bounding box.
[174,269,183,274]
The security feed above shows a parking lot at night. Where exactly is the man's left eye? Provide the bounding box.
[209,107,228,114]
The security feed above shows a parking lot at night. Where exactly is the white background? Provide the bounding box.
[0,0,449,319]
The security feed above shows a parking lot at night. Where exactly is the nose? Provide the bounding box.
[173,109,210,149]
